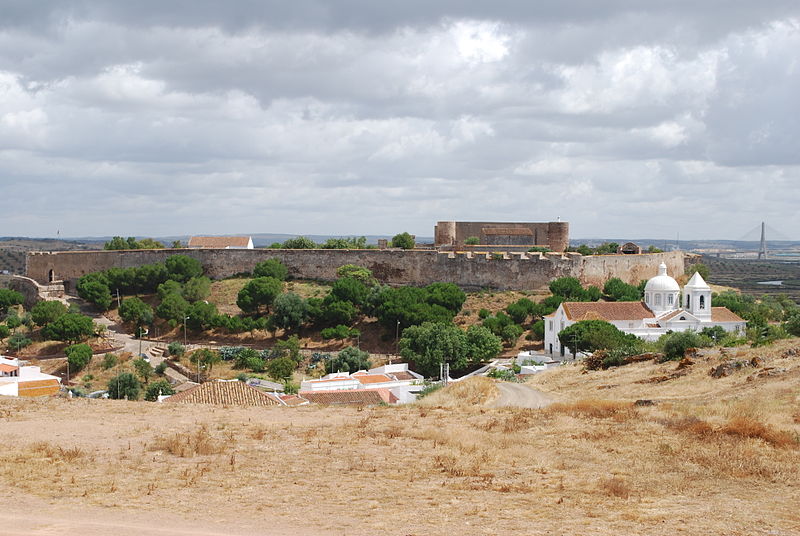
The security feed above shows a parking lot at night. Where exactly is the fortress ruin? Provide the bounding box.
[434,221,569,251]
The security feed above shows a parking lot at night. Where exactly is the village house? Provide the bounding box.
[187,236,254,249]
[544,264,746,357]
[299,363,424,404]
[0,356,62,397]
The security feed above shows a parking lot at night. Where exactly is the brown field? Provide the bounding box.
[2,339,800,535]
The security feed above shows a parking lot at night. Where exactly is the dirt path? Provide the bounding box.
[488,382,553,408]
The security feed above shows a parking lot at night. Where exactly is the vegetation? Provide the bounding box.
[0,288,24,313]
[390,232,415,249]
[602,277,643,302]
[399,322,502,377]
[686,263,710,280]
[30,300,68,326]
[41,313,95,343]
[119,297,154,327]
[107,372,141,400]
[65,343,93,372]
[144,379,175,401]
[558,320,640,356]
[464,236,480,245]
[326,346,370,374]
[253,259,289,281]
[236,277,282,314]
[104,236,165,250]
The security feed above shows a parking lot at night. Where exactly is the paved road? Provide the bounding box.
[488,382,553,409]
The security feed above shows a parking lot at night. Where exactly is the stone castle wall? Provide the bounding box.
[434,221,570,251]
[27,248,684,292]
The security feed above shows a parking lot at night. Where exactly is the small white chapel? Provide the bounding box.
[544,263,746,357]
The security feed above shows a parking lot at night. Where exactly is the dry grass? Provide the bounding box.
[416,376,499,407]
[1,338,800,535]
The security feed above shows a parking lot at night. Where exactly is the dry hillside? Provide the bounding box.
[1,340,799,535]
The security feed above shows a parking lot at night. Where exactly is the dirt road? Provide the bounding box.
[488,382,553,408]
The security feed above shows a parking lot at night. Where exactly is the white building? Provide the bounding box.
[299,363,424,404]
[0,356,62,397]
[544,264,746,357]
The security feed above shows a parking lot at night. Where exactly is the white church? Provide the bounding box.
[544,263,746,357]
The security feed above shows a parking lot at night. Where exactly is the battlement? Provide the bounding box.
[26,248,684,292]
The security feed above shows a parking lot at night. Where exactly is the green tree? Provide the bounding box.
[506,298,535,324]
[530,319,545,340]
[157,280,183,299]
[156,293,190,323]
[0,325,9,339]
[233,348,265,372]
[282,236,318,249]
[329,277,369,307]
[686,263,710,280]
[661,331,706,360]
[266,356,296,381]
[321,300,357,326]
[500,323,524,345]
[8,332,32,350]
[321,325,359,340]
[271,293,309,331]
[399,322,468,377]
[374,286,455,330]
[42,313,95,343]
[558,320,640,356]
[104,236,130,250]
[185,301,218,331]
[326,346,370,374]
[144,379,175,401]
[167,342,186,357]
[237,277,282,314]
[65,343,93,372]
[786,313,800,337]
[253,259,289,281]
[603,278,642,302]
[191,348,222,375]
[321,236,368,249]
[465,325,503,362]
[133,357,154,384]
[30,300,68,326]
[182,276,212,302]
[425,283,466,313]
[107,372,141,400]
[164,255,203,283]
[76,274,113,310]
[335,264,376,286]
[272,335,302,362]
[102,353,118,370]
[0,289,24,314]
[464,236,480,245]
[118,297,154,327]
[549,277,586,299]
[390,232,415,249]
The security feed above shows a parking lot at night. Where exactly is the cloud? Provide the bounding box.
[0,2,798,240]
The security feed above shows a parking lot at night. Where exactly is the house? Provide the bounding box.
[300,389,397,406]
[299,363,424,404]
[0,356,61,397]
[544,263,746,357]
[187,236,254,249]
[164,380,281,406]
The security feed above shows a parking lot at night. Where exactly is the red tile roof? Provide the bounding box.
[711,307,745,323]
[562,301,655,321]
[0,364,18,373]
[188,236,251,248]
[166,381,280,406]
[299,389,395,406]
[352,374,393,385]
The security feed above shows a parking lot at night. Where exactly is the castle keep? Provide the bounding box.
[434,221,569,251]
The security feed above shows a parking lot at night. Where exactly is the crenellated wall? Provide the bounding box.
[26,248,684,292]
[434,221,570,251]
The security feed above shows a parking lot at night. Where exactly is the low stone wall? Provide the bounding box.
[27,248,685,292]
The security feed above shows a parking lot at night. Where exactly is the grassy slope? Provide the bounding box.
[2,340,799,535]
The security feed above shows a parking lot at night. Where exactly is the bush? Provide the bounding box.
[41,313,95,343]
[558,320,640,355]
[0,325,9,339]
[478,308,491,319]
[329,277,369,307]
[154,362,167,375]
[101,353,118,370]
[164,255,203,283]
[266,356,296,381]
[182,276,212,302]
[281,236,318,249]
[321,300,357,326]
[157,280,183,299]
[65,343,93,372]
[237,277,282,314]
[107,372,141,400]
[530,319,545,341]
[253,259,289,281]
[661,331,706,361]
[30,300,68,326]
[144,379,175,401]
[167,341,186,357]
[118,297,154,326]
[185,300,218,331]
[506,298,535,324]
[390,232,415,249]
[500,323,524,345]
[321,324,359,340]
[0,289,24,313]
[603,278,642,302]
[156,293,190,323]
[464,236,480,245]
[336,265,376,286]
[271,293,309,331]
[7,332,32,350]
[326,346,370,375]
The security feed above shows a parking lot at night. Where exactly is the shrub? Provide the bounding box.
[30,300,68,326]
[164,255,203,283]
[7,332,32,350]
[390,232,415,249]
[253,259,289,281]
[661,331,706,360]
[336,264,376,286]
[182,276,212,302]
[118,297,154,326]
[167,341,186,357]
[271,293,309,331]
[0,325,9,339]
[266,356,295,381]
[41,313,95,343]
[144,379,175,401]
[478,308,491,319]
[321,324,359,340]
[107,372,141,400]
[558,320,640,356]
[0,289,24,313]
[321,299,357,326]
[65,343,93,372]
[464,236,480,245]
[236,277,282,313]
[326,346,370,374]
[156,293,190,323]
[154,361,168,375]
[530,319,545,340]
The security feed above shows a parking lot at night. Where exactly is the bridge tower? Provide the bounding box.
[757,221,768,260]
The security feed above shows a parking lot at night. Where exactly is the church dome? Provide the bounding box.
[645,263,680,292]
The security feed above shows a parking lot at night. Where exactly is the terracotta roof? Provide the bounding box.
[17,379,60,397]
[166,381,280,406]
[351,373,394,385]
[482,227,533,236]
[390,371,416,381]
[562,301,655,322]
[188,236,251,248]
[299,389,395,406]
[659,310,685,322]
[0,364,18,373]
[711,307,745,323]
[279,394,309,407]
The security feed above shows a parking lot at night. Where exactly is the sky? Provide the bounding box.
[1,1,799,240]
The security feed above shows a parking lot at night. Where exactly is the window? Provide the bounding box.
[645,292,650,303]
[560,321,565,331]
[685,294,690,308]
[668,294,673,305]
[548,320,553,331]
[699,295,705,310]
[655,294,661,306]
